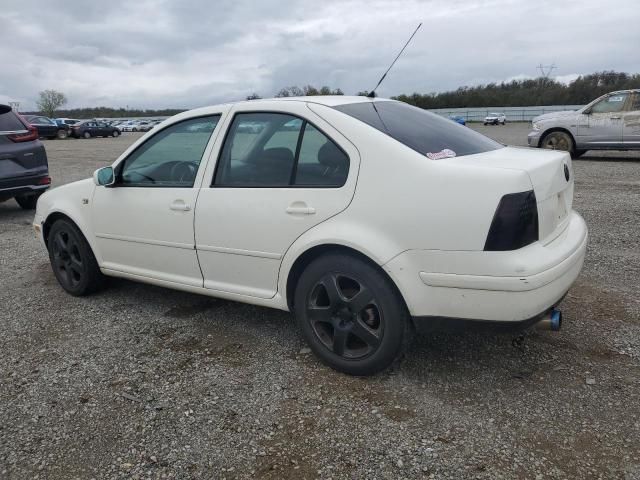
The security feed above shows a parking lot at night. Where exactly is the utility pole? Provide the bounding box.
[537,63,557,105]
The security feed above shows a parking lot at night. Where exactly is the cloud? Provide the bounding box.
[0,0,638,109]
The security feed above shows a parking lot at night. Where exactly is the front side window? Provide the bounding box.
[334,101,502,158]
[118,115,220,187]
[590,93,629,114]
[214,113,349,187]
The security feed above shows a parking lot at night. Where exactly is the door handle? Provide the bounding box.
[170,200,191,211]
[610,116,621,120]
[286,204,316,215]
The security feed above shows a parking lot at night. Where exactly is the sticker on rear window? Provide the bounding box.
[426,148,456,160]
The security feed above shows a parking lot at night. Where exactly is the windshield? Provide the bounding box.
[333,101,502,158]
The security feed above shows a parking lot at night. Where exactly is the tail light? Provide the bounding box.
[7,124,38,143]
[38,176,52,185]
[484,190,539,251]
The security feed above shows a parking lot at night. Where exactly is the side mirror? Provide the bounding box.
[93,166,115,187]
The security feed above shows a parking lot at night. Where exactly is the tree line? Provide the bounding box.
[393,71,640,109]
[23,71,640,118]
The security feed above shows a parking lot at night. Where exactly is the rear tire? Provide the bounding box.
[15,192,42,210]
[47,219,105,296]
[294,253,411,376]
[112,130,120,137]
[83,131,91,139]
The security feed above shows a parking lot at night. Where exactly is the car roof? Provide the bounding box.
[608,89,640,95]
[178,95,390,119]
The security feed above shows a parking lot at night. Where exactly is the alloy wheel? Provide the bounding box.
[51,230,84,289]
[543,132,571,152]
[306,273,384,359]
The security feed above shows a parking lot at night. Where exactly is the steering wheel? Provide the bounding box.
[169,161,198,184]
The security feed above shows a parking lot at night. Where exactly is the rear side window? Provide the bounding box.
[0,110,27,132]
[333,101,502,158]
[213,112,349,187]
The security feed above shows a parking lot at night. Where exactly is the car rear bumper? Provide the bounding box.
[0,174,50,199]
[383,211,587,323]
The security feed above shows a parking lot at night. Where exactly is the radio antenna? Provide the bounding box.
[367,23,422,98]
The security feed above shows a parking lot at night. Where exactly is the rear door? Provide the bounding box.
[577,92,629,148]
[194,101,359,299]
[623,92,640,147]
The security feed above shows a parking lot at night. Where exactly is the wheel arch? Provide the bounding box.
[538,127,576,150]
[284,243,408,314]
[42,212,79,247]
[42,210,100,266]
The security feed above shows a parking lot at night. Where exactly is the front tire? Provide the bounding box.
[56,129,68,139]
[541,131,575,155]
[47,219,105,296]
[112,130,120,137]
[294,253,411,376]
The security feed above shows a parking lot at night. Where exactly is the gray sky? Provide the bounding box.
[1,0,638,110]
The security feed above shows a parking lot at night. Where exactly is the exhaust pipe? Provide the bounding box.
[537,308,562,331]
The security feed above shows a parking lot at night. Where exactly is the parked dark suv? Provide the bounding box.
[23,115,70,140]
[0,105,50,209]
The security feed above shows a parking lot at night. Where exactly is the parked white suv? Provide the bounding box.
[484,112,506,125]
[33,96,587,375]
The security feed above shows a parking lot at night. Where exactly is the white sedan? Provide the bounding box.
[33,96,587,375]
[484,112,506,125]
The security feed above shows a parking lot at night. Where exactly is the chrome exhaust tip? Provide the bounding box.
[537,308,562,331]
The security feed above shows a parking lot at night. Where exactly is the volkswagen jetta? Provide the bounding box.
[33,96,588,375]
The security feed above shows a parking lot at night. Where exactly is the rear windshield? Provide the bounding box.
[0,110,27,133]
[333,101,502,158]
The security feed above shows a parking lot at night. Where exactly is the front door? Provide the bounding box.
[92,114,221,286]
[195,102,358,299]
[623,92,640,147]
[577,92,629,148]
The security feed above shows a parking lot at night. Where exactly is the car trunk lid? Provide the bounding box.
[447,146,574,242]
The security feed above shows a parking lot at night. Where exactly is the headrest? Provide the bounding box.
[262,147,294,164]
[318,141,345,168]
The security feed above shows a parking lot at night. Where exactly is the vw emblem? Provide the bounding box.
[564,164,570,182]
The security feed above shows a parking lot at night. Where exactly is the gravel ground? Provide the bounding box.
[1,125,639,479]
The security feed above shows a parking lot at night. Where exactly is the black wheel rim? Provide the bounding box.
[306,273,384,359]
[51,230,84,289]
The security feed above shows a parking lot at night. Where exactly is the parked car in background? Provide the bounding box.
[528,89,640,158]
[484,113,506,125]
[23,115,70,139]
[449,115,466,126]
[71,120,121,139]
[119,121,140,132]
[0,104,50,209]
[55,118,81,128]
[137,121,153,132]
[34,96,586,375]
